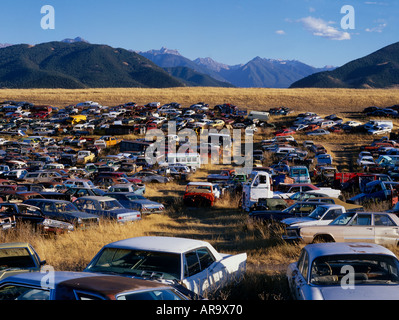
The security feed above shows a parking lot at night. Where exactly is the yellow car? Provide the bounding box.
[0,242,46,280]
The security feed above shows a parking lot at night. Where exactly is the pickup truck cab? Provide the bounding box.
[183,182,217,207]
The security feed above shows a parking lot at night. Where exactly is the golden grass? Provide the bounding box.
[1,87,399,113]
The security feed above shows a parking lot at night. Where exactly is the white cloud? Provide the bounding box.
[364,1,388,5]
[365,23,387,33]
[275,30,286,35]
[298,16,351,40]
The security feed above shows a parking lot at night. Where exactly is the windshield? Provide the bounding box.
[310,254,399,286]
[86,248,181,280]
[185,185,212,194]
[54,202,79,212]
[0,248,36,270]
[308,206,328,220]
[127,195,146,201]
[283,203,317,214]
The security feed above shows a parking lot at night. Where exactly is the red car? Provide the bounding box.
[274,128,296,136]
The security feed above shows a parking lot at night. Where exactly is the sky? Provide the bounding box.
[0,0,397,68]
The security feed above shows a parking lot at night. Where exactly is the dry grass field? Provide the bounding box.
[2,87,399,113]
[1,87,399,300]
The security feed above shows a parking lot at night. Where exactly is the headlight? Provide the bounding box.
[286,228,299,238]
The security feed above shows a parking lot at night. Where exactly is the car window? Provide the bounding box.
[324,209,342,220]
[374,214,396,226]
[43,203,55,212]
[196,248,215,270]
[74,291,104,300]
[351,214,372,226]
[118,289,184,300]
[297,250,309,280]
[0,285,50,300]
[184,251,201,277]
[77,200,96,210]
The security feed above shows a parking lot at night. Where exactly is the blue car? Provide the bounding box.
[349,180,399,205]
[23,199,99,229]
[106,192,165,214]
[315,153,333,165]
[73,196,141,222]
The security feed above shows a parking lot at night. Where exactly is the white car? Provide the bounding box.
[287,242,399,300]
[368,125,392,135]
[357,155,375,166]
[343,121,362,127]
[84,236,247,296]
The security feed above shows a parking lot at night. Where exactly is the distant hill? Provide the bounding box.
[0,42,184,88]
[139,48,334,88]
[290,42,399,89]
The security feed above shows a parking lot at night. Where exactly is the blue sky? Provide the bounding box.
[0,0,397,67]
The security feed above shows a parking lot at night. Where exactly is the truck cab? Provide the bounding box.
[242,171,273,211]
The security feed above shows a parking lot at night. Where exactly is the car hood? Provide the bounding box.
[349,193,366,202]
[133,200,162,207]
[282,217,316,225]
[315,285,399,300]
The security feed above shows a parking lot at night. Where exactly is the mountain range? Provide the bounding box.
[290,41,399,89]
[1,37,398,89]
[138,47,334,88]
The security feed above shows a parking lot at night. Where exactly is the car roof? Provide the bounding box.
[77,196,115,201]
[304,242,397,262]
[0,242,31,249]
[103,236,216,255]
[0,271,171,293]
[25,199,69,203]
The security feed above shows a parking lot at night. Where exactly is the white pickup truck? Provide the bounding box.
[84,236,247,296]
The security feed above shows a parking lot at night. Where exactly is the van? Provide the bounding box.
[165,153,201,170]
[289,166,311,184]
[247,111,270,121]
[320,120,336,128]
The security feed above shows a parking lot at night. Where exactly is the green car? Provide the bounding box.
[0,242,46,280]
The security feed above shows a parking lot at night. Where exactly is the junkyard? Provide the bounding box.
[2,89,399,301]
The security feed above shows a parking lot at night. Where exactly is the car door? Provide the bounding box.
[374,214,399,246]
[289,249,309,300]
[76,199,98,216]
[182,248,221,295]
[344,213,374,242]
